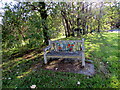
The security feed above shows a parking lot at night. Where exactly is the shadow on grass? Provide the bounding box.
[2,45,45,85]
[2,32,119,88]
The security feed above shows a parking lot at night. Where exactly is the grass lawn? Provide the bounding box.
[2,32,119,88]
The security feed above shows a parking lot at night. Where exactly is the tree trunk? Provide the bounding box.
[64,18,71,37]
[82,24,86,35]
[86,25,88,34]
[98,20,100,32]
[69,19,75,37]
[61,10,71,37]
[77,18,80,37]
[81,3,86,35]
[97,2,103,33]
[62,17,68,37]
[71,27,75,37]
[76,2,83,37]
[38,2,49,45]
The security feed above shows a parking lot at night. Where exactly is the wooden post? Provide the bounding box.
[82,38,85,50]
[82,52,85,66]
[82,38,85,66]
[44,51,47,64]
[55,43,58,51]
[48,40,51,46]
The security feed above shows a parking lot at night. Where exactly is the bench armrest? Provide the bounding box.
[81,38,85,51]
[44,45,51,52]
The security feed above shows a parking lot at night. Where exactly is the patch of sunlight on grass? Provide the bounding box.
[107,39,115,43]
[17,68,32,79]
[86,44,100,52]
[2,57,23,66]
[21,40,26,46]
[2,52,44,65]
[16,63,41,79]
[21,39,30,46]
[3,59,27,72]
[86,33,96,38]
[3,51,44,72]
[107,56,118,61]
[113,43,118,47]
[51,36,66,41]
[110,75,119,88]
[45,64,56,69]
[29,52,44,60]
[3,53,42,72]
[98,43,104,45]
[2,51,37,66]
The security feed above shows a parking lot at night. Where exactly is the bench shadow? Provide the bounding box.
[42,58,95,76]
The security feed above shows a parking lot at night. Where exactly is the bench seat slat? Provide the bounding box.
[47,56,82,58]
[46,51,82,57]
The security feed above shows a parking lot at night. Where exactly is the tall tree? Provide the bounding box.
[38,2,50,45]
[26,2,50,45]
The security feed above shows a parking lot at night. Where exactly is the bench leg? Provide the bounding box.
[44,53,47,64]
[82,52,85,67]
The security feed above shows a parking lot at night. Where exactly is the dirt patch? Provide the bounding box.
[42,58,95,76]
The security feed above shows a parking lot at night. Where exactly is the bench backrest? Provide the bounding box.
[49,38,85,52]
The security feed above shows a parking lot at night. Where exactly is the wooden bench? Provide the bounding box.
[44,38,85,67]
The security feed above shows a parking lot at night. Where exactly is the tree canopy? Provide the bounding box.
[1,1,120,50]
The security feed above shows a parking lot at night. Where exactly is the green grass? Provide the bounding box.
[2,32,119,88]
